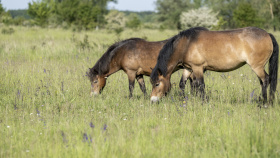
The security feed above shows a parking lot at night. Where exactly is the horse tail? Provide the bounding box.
[268,33,279,101]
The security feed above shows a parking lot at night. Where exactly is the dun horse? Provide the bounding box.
[87,38,192,97]
[150,27,279,104]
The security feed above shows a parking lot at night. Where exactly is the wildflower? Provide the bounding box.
[89,122,95,128]
[30,113,33,115]
[103,124,107,131]
[250,89,255,99]
[7,126,10,128]
[36,109,40,116]
[123,118,127,121]
[83,133,88,142]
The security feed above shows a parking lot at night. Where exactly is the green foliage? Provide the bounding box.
[0,1,4,15]
[105,10,126,36]
[52,0,115,30]
[212,16,227,30]
[155,0,193,29]
[0,12,12,25]
[1,27,15,34]
[233,3,264,28]
[76,34,93,50]
[27,0,51,27]
[126,13,141,29]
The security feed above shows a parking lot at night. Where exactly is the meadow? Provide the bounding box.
[1,26,280,158]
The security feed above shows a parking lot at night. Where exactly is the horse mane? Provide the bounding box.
[150,27,208,84]
[87,38,144,82]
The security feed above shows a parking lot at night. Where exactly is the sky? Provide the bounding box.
[1,0,157,11]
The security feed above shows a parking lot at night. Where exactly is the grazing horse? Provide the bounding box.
[87,38,193,98]
[150,27,279,104]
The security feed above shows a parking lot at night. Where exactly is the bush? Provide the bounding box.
[180,7,218,30]
[1,27,15,34]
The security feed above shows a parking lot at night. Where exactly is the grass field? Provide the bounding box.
[1,26,280,157]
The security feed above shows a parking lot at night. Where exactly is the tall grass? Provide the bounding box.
[1,27,280,157]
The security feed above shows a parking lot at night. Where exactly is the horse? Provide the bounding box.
[150,27,279,104]
[87,38,193,98]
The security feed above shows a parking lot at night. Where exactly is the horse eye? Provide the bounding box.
[93,80,98,83]
[155,83,160,87]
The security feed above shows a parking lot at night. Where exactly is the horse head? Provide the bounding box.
[150,71,171,103]
[87,68,107,96]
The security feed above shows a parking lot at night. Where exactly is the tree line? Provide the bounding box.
[0,0,280,31]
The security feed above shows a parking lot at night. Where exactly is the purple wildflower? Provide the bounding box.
[61,82,64,92]
[61,131,68,143]
[103,124,107,131]
[36,108,40,116]
[89,122,95,128]
[83,133,88,142]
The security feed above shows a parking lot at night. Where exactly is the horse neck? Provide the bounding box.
[166,54,183,77]
[105,63,121,77]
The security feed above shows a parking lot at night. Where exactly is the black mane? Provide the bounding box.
[87,38,143,82]
[150,27,208,84]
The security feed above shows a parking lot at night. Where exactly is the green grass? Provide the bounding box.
[1,26,280,158]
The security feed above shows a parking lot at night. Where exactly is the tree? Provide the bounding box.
[180,7,218,30]
[105,10,127,29]
[0,0,4,15]
[53,0,116,29]
[126,13,141,29]
[28,0,51,27]
[155,0,193,29]
[105,10,126,36]
[233,2,263,28]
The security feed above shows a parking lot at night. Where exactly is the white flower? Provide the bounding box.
[30,113,33,115]
[7,126,10,128]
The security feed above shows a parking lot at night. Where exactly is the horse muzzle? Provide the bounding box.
[150,96,160,103]
[90,91,99,97]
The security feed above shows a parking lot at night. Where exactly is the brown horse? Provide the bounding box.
[87,38,193,98]
[150,27,279,104]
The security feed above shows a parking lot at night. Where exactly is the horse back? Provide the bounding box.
[116,39,167,75]
[185,27,273,72]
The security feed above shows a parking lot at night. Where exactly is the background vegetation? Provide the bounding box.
[1,0,280,31]
[1,0,280,157]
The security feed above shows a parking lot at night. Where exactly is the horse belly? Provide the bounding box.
[205,58,246,72]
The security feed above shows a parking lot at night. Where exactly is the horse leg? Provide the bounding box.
[252,67,269,104]
[136,75,147,96]
[192,67,205,100]
[179,69,192,96]
[126,71,136,98]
